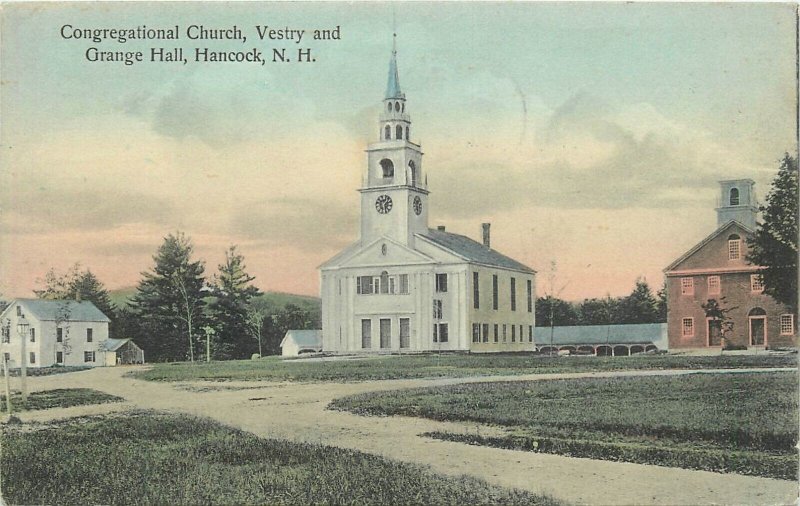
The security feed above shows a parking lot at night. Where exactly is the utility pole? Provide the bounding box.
[3,355,11,415]
[17,314,29,406]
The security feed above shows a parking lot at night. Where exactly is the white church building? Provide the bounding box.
[320,41,536,353]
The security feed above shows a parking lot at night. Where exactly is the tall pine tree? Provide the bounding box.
[35,264,117,319]
[747,153,798,311]
[209,246,260,360]
[130,232,207,362]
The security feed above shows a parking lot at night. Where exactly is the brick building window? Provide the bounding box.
[681,277,694,296]
[728,235,741,260]
[682,318,694,337]
[707,276,720,295]
[780,314,795,335]
[750,274,764,293]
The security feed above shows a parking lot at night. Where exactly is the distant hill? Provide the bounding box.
[109,287,320,313]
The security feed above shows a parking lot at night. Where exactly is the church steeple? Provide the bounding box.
[385,34,403,99]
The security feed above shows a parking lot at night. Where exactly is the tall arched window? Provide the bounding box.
[380,271,389,294]
[728,234,741,260]
[408,160,417,187]
[394,102,400,112]
[396,125,403,140]
[387,102,392,112]
[384,125,391,140]
[380,159,394,178]
[730,188,740,206]
[405,126,409,140]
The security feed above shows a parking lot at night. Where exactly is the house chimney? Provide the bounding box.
[482,223,491,248]
[437,225,446,231]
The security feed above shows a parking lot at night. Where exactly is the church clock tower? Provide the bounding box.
[359,36,429,247]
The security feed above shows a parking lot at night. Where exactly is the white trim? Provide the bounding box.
[780,314,795,336]
[750,274,764,293]
[666,265,762,276]
[681,277,694,296]
[681,317,694,338]
[707,276,721,295]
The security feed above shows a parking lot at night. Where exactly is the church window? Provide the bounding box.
[435,273,448,293]
[707,276,720,295]
[482,324,489,343]
[380,158,394,178]
[681,277,694,296]
[356,276,374,295]
[438,323,449,343]
[30,352,36,365]
[527,279,533,312]
[472,324,480,343]
[780,314,794,335]
[406,126,409,140]
[394,101,400,112]
[511,325,516,342]
[57,328,63,343]
[510,278,517,311]
[502,324,507,342]
[682,318,694,338]
[380,271,390,294]
[492,275,499,310]
[402,102,405,112]
[400,319,410,348]
[750,274,764,293]
[728,235,741,260]
[729,188,740,206]
[493,324,499,342]
[384,125,391,140]
[408,161,417,186]
[399,274,409,294]
[387,102,392,112]
[361,319,372,349]
[473,272,480,309]
[396,125,403,139]
[433,299,443,319]
[30,328,36,343]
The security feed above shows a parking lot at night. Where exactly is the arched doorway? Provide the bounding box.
[749,307,767,346]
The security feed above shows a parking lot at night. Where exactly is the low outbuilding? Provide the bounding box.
[101,338,145,365]
[535,323,668,356]
[281,330,323,357]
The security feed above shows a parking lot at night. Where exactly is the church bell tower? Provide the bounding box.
[359,35,429,247]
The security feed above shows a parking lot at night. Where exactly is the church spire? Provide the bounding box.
[385,33,403,99]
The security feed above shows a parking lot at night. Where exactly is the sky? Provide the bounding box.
[1,1,797,301]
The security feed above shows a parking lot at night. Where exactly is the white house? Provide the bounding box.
[280,330,323,357]
[320,40,536,353]
[0,299,111,368]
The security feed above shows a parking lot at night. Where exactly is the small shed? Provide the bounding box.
[280,330,322,357]
[102,338,145,365]
[535,323,668,356]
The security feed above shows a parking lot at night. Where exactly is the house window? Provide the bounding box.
[435,273,448,293]
[502,324,507,342]
[399,318,410,349]
[1,325,9,344]
[84,351,95,363]
[472,323,481,343]
[56,351,63,364]
[750,274,764,293]
[473,272,480,309]
[399,274,409,294]
[681,277,694,296]
[729,188,740,206]
[29,352,36,365]
[728,235,741,260]
[87,328,93,342]
[16,306,21,317]
[510,278,517,311]
[361,319,372,349]
[29,328,35,343]
[493,324,499,342]
[682,318,694,338]
[57,328,63,343]
[511,325,516,342]
[433,300,443,320]
[482,323,489,343]
[492,275,499,310]
[707,276,720,295]
[527,280,533,313]
[780,314,795,335]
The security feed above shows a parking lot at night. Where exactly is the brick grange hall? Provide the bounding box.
[664,179,797,349]
[319,41,536,353]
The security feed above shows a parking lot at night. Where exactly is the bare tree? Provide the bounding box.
[246,307,267,357]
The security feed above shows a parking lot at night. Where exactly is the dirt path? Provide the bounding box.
[18,367,799,506]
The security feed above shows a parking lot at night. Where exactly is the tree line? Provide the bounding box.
[33,233,319,362]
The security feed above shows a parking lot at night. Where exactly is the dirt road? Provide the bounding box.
[19,366,799,506]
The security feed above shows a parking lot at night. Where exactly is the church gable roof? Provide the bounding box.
[664,220,755,273]
[419,229,534,273]
[321,236,435,270]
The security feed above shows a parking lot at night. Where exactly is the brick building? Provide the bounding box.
[664,179,796,349]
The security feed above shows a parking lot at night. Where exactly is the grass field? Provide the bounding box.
[2,411,559,506]
[8,365,91,377]
[132,353,796,383]
[0,388,123,411]
[330,371,798,480]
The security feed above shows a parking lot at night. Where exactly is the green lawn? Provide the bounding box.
[2,411,559,506]
[132,353,796,383]
[330,371,798,480]
[1,388,123,411]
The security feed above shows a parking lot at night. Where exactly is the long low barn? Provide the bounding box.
[534,323,668,356]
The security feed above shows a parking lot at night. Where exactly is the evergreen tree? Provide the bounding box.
[656,281,668,323]
[209,246,261,360]
[747,153,798,311]
[578,296,621,326]
[35,264,116,317]
[535,296,579,327]
[617,278,660,324]
[130,232,207,362]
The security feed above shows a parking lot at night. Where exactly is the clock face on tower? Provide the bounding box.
[375,195,393,214]
[413,196,422,215]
